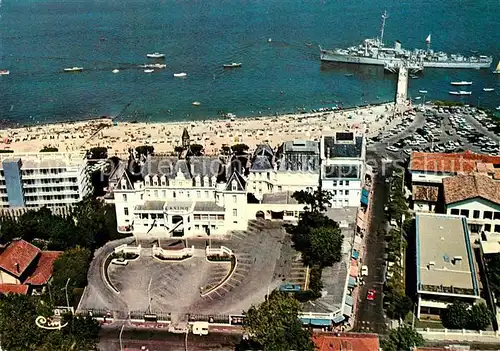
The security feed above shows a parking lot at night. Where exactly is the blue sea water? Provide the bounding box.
[0,0,499,125]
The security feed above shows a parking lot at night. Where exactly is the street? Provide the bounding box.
[354,152,390,334]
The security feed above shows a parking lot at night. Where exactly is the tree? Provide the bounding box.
[306,227,343,268]
[292,189,333,213]
[381,325,424,351]
[244,291,314,351]
[88,146,108,159]
[468,303,493,331]
[188,143,204,156]
[51,247,92,306]
[220,145,231,155]
[231,143,249,155]
[174,146,184,155]
[135,145,154,157]
[442,301,470,329]
[40,146,58,152]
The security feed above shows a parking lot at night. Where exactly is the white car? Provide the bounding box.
[386,146,399,152]
[361,265,369,276]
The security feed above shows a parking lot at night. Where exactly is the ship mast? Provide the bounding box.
[380,11,388,45]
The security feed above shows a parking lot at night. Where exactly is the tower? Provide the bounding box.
[181,128,190,149]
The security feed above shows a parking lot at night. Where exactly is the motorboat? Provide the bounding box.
[418,90,428,94]
[450,81,472,86]
[192,101,201,106]
[63,67,83,72]
[0,70,9,75]
[449,91,472,96]
[112,69,120,73]
[144,69,154,73]
[173,72,187,77]
[141,63,166,69]
[496,106,500,111]
[493,61,500,74]
[344,73,354,77]
[146,52,165,59]
[483,88,495,92]
[415,96,421,100]
[410,75,419,79]
[223,62,242,68]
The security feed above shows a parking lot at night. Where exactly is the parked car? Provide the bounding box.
[361,265,369,276]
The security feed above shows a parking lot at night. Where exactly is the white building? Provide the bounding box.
[415,213,481,319]
[0,152,91,208]
[114,156,248,239]
[443,174,500,239]
[247,141,320,200]
[320,132,366,208]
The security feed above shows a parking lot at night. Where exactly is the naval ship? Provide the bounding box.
[319,11,492,72]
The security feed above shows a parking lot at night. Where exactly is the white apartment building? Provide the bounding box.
[0,152,91,208]
[443,174,500,239]
[114,156,248,239]
[320,132,366,208]
[247,141,320,200]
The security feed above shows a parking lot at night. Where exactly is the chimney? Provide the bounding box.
[15,262,20,273]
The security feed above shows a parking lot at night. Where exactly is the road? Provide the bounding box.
[354,152,390,334]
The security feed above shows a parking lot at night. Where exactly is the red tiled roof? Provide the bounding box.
[24,251,62,286]
[443,174,500,205]
[410,151,500,173]
[0,240,40,278]
[0,283,29,295]
[313,333,379,351]
[412,185,439,202]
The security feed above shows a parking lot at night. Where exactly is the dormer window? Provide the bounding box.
[232,180,237,191]
[145,176,151,186]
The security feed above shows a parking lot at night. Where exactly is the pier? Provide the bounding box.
[394,64,409,115]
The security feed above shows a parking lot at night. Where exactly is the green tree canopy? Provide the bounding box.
[244,291,314,351]
[88,146,108,159]
[220,145,231,155]
[381,325,424,351]
[306,227,343,268]
[40,146,58,152]
[442,301,492,331]
[292,189,333,213]
[188,143,204,156]
[135,145,154,157]
[231,143,249,155]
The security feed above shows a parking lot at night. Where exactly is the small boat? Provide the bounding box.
[268,38,272,43]
[305,43,313,47]
[493,61,500,74]
[496,106,500,111]
[450,81,472,86]
[144,69,154,73]
[415,96,421,100]
[112,69,120,73]
[410,75,419,79]
[192,101,201,106]
[223,62,242,68]
[344,73,354,77]
[173,72,187,77]
[141,63,166,69]
[449,91,472,96]
[483,88,495,92]
[146,52,165,59]
[0,70,9,75]
[418,90,428,94]
[63,67,83,72]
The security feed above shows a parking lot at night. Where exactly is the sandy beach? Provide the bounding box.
[0,102,405,156]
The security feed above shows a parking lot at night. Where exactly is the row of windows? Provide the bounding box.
[25,194,79,201]
[485,224,500,233]
[331,180,350,187]
[22,169,68,176]
[23,178,78,185]
[331,190,350,196]
[450,209,500,221]
[125,208,228,222]
[122,190,216,202]
[24,186,78,193]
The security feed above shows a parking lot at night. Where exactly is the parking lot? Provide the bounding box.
[368,105,500,159]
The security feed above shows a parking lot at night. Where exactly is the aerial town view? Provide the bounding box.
[0,1,499,351]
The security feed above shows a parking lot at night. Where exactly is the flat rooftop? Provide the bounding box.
[0,152,87,169]
[416,213,479,295]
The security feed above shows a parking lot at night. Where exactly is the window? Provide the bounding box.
[473,210,480,219]
[154,190,158,198]
[233,195,237,203]
[339,190,343,195]
[485,224,492,232]
[204,191,209,198]
[494,212,500,220]
[122,194,127,201]
[267,172,270,180]
[345,190,349,196]
[195,225,199,231]
[278,186,282,192]
[495,225,500,233]
[345,180,350,186]
[339,181,343,186]
[450,209,460,215]
[162,190,166,197]
[173,191,176,198]
[197,191,201,198]
[332,180,337,187]
[460,209,469,218]
[233,209,237,217]
[124,207,129,216]
[484,211,493,220]
[194,214,201,220]
[217,214,224,220]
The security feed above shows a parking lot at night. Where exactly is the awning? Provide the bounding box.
[343,304,353,317]
[310,319,332,327]
[362,188,369,197]
[348,276,357,288]
[345,295,354,306]
[351,250,359,259]
[332,315,345,324]
[361,188,370,205]
[300,318,311,325]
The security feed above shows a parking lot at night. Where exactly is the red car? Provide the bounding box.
[367,289,376,301]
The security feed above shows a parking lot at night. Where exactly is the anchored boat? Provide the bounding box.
[64,67,83,72]
[146,52,165,59]
[450,81,472,86]
[223,62,242,68]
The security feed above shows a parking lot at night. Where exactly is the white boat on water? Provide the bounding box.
[415,96,421,100]
[497,106,500,111]
[418,90,428,94]
[0,70,9,75]
[493,61,500,74]
[223,62,242,68]
[146,52,165,59]
[141,63,166,69]
[64,67,83,72]
[450,81,472,86]
[173,72,187,77]
[449,91,472,96]
[112,69,120,73]
[144,69,154,73]
[483,88,495,92]
[192,101,201,106]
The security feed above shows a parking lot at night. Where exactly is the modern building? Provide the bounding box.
[320,132,366,208]
[0,239,61,295]
[443,174,500,238]
[0,152,91,208]
[247,141,320,200]
[415,213,481,318]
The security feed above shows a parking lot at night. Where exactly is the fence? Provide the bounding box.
[206,246,233,256]
[153,245,194,259]
[417,327,500,338]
